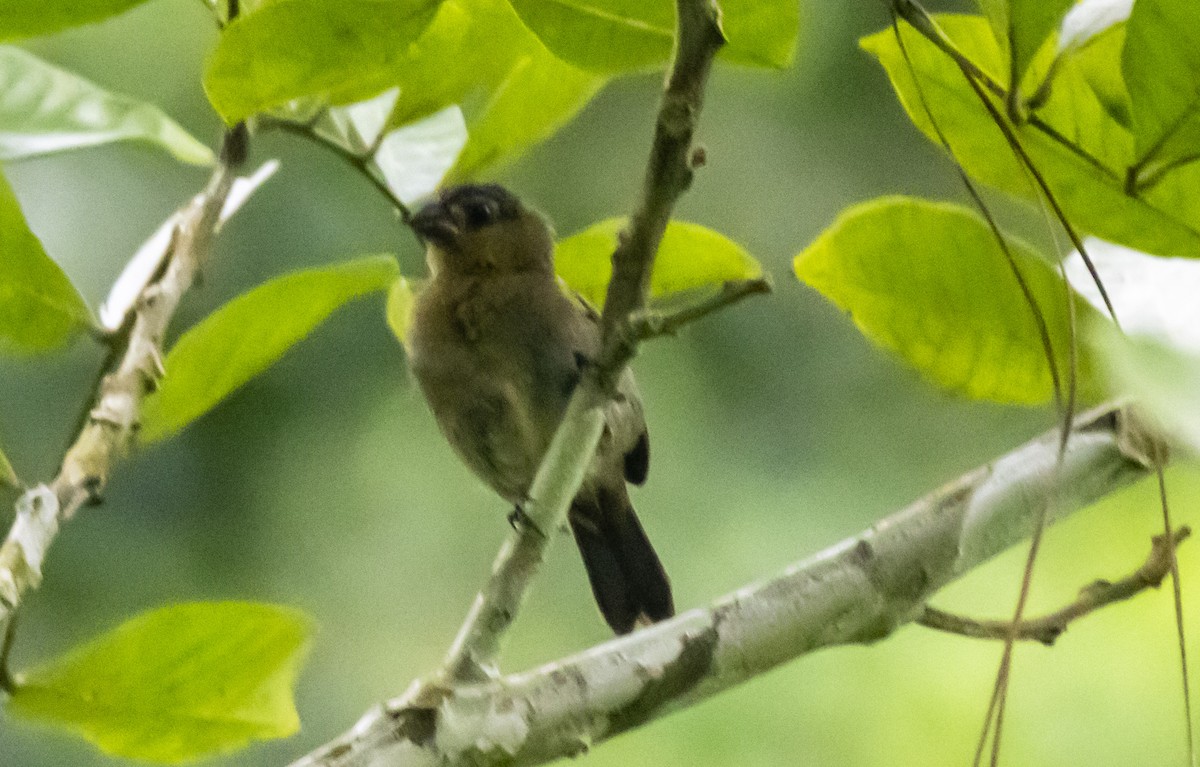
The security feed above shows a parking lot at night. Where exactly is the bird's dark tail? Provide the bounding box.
[569,486,674,634]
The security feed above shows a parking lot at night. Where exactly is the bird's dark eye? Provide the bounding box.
[461,198,498,228]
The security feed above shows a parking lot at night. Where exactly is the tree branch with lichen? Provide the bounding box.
[287,403,1163,767]
[0,125,248,632]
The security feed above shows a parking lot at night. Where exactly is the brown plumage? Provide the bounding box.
[404,184,673,634]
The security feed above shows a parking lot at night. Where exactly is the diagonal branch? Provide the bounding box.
[0,125,248,630]
[919,527,1191,645]
[435,0,727,686]
[287,402,1158,767]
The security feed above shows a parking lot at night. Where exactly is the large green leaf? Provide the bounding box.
[0,47,213,165]
[203,0,443,123]
[0,0,152,42]
[1092,326,1200,455]
[862,15,1200,258]
[794,197,1103,405]
[1059,23,1131,130]
[375,0,607,177]
[8,602,313,764]
[449,45,604,180]
[507,0,674,73]
[555,218,762,310]
[1009,0,1074,84]
[0,171,93,353]
[1122,0,1200,178]
[507,0,798,74]
[140,256,399,443]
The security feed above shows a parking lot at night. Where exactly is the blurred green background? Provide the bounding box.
[3,1,1199,765]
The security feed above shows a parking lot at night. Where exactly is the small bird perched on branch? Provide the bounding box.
[405,183,673,634]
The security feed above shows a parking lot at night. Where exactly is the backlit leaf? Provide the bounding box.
[9,602,313,764]
[203,0,443,122]
[794,196,1104,404]
[0,46,213,164]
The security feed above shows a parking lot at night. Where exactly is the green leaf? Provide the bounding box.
[1092,326,1200,455]
[375,105,468,205]
[8,602,313,764]
[1059,23,1131,130]
[861,15,1200,258]
[0,442,19,490]
[555,218,762,309]
[385,276,417,342]
[506,0,675,73]
[0,171,93,353]
[141,256,399,444]
[203,0,443,123]
[449,46,604,179]
[794,197,1102,405]
[0,46,213,165]
[1123,0,1200,178]
[0,0,152,42]
[719,0,800,69]
[507,0,798,74]
[383,0,532,129]
[375,0,606,176]
[1008,0,1074,83]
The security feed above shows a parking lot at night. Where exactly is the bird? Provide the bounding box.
[404,183,673,634]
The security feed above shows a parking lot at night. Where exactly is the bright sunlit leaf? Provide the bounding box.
[0,171,93,353]
[448,46,604,180]
[8,602,313,764]
[140,256,399,443]
[507,0,798,74]
[507,0,674,73]
[0,46,213,165]
[862,15,1200,258]
[203,0,442,122]
[555,218,762,310]
[1122,0,1200,179]
[380,0,604,177]
[794,196,1103,404]
[375,105,467,205]
[1002,0,1075,83]
[0,0,151,41]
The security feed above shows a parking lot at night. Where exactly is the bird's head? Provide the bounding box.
[410,184,554,277]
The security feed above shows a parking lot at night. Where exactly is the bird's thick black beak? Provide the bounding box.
[409,201,460,245]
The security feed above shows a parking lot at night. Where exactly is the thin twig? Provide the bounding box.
[630,277,772,339]
[919,527,1191,645]
[0,125,247,627]
[258,116,411,221]
[1156,464,1196,765]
